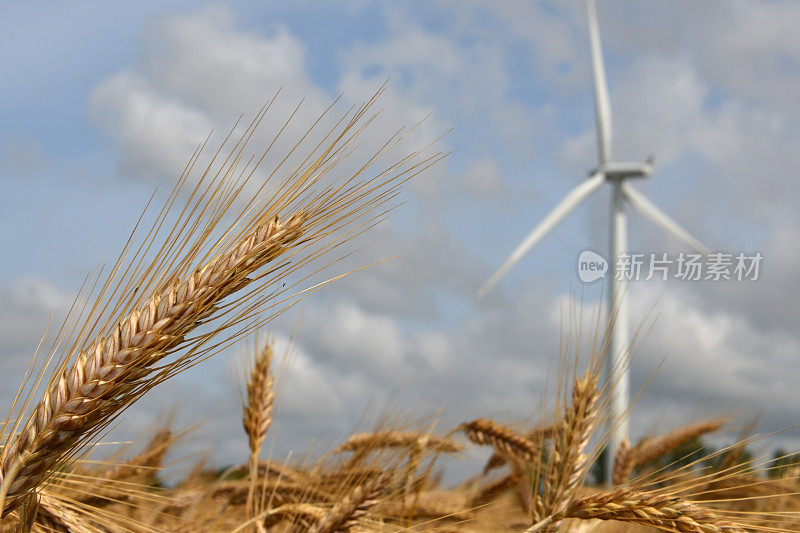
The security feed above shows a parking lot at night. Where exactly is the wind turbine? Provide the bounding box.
[477,0,710,482]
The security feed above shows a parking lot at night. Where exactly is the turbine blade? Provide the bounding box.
[478,173,605,298]
[587,0,612,164]
[621,182,711,255]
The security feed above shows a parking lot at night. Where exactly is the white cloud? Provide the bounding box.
[88,2,458,222]
[415,331,452,372]
[598,0,800,119]
[624,281,800,446]
[462,157,504,198]
[563,52,789,171]
[274,336,348,421]
[0,278,70,354]
[89,6,340,185]
[141,6,319,119]
[0,278,72,407]
[90,71,214,181]
[303,301,407,378]
[456,0,587,92]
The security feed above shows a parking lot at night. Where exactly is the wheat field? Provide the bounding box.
[1,92,798,533]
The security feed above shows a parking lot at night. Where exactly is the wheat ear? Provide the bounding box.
[611,437,634,485]
[243,341,275,524]
[308,475,385,533]
[460,419,540,463]
[261,503,325,529]
[634,419,725,468]
[35,492,108,533]
[534,372,600,525]
[335,431,462,454]
[0,212,306,517]
[484,424,555,474]
[16,493,39,533]
[243,342,276,456]
[526,488,746,533]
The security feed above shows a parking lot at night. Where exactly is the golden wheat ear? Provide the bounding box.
[307,474,386,533]
[335,430,462,457]
[0,209,307,518]
[0,87,443,519]
[460,419,541,465]
[242,338,275,527]
[526,487,747,533]
[634,418,727,471]
[483,423,555,475]
[533,372,601,525]
[611,437,634,485]
[243,341,275,458]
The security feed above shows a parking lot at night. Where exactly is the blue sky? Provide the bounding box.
[2,0,800,474]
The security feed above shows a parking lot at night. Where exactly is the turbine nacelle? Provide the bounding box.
[594,160,653,180]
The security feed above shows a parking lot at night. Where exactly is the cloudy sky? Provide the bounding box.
[2,0,799,475]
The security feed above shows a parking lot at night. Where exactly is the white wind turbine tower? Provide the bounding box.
[477,0,711,481]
